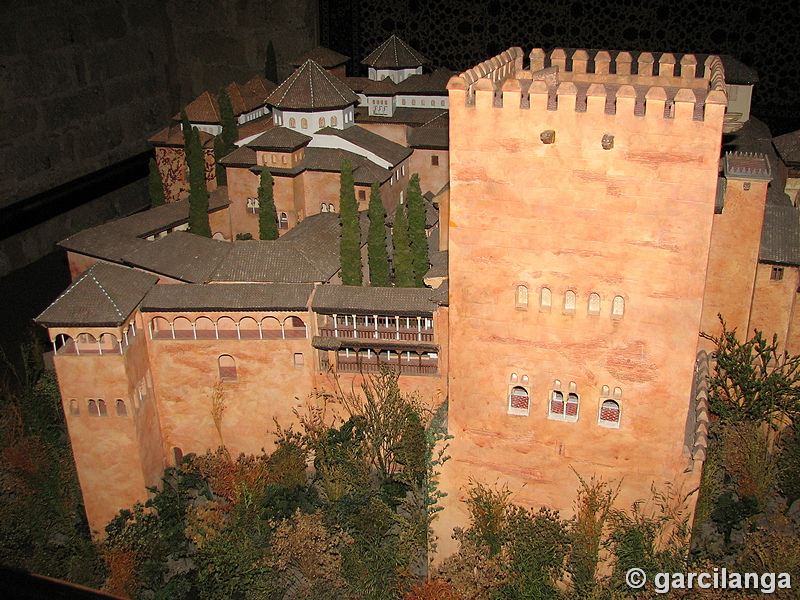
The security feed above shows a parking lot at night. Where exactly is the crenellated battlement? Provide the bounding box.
[448,47,728,122]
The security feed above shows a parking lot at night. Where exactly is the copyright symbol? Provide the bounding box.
[626,568,647,589]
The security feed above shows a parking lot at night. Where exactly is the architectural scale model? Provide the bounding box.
[35,36,800,558]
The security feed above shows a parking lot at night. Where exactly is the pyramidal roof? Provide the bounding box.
[362,35,427,69]
[291,46,350,68]
[267,60,358,111]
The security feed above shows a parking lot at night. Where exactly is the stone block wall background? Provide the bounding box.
[0,0,317,275]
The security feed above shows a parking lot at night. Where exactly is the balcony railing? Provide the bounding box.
[318,326,433,342]
[336,360,438,375]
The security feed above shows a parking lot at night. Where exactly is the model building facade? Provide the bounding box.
[37,39,800,552]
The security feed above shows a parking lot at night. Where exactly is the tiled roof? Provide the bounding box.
[759,197,800,266]
[387,198,439,228]
[429,280,449,306]
[724,152,772,181]
[362,35,427,69]
[408,112,449,150]
[149,123,215,148]
[247,127,312,151]
[211,240,330,283]
[176,91,220,124]
[717,55,759,85]
[395,68,454,94]
[228,74,277,115]
[426,250,448,279]
[59,189,230,263]
[362,78,398,96]
[278,213,342,278]
[344,76,373,93]
[312,285,439,315]
[267,60,359,110]
[122,231,233,283]
[141,282,313,312]
[315,125,412,167]
[355,107,446,126]
[291,46,349,68]
[36,263,158,327]
[774,130,800,165]
[220,145,258,167]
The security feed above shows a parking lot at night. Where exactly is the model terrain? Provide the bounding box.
[35,36,800,564]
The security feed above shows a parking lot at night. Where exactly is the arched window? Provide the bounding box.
[116,399,127,417]
[599,400,621,427]
[319,117,325,128]
[588,292,601,315]
[612,296,625,318]
[99,332,121,354]
[239,317,259,339]
[217,316,238,339]
[195,316,215,339]
[247,197,260,214]
[289,117,296,128]
[515,285,528,309]
[218,355,237,380]
[150,316,172,339]
[97,399,108,417]
[549,389,579,422]
[321,203,328,212]
[564,290,576,314]
[88,399,98,417]
[261,316,282,339]
[284,316,307,338]
[331,115,338,127]
[540,287,552,311]
[173,447,183,466]
[173,316,193,339]
[279,212,288,229]
[328,203,334,212]
[70,399,80,416]
[301,118,308,129]
[549,391,564,416]
[508,386,529,415]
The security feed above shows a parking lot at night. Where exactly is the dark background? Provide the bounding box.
[1,0,798,372]
[322,0,800,137]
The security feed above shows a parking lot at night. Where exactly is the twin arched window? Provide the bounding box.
[246,197,260,214]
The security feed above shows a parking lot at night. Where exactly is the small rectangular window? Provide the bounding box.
[771,267,784,281]
[294,353,304,367]
[431,155,439,166]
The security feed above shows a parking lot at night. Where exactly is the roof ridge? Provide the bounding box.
[89,270,124,319]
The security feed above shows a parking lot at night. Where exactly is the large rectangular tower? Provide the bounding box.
[437,47,726,555]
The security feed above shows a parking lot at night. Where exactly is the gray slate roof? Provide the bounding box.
[247,127,312,151]
[59,190,230,262]
[312,285,439,315]
[774,130,800,166]
[362,35,427,69]
[36,262,158,327]
[141,283,313,312]
[759,191,800,266]
[211,241,330,283]
[408,113,449,150]
[314,125,412,167]
[123,231,233,283]
[267,60,358,110]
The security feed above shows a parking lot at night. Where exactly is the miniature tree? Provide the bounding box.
[392,202,414,287]
[367,183,390,287]
[265,40,278,84]
[406,174,429,287]
[339,160,362,286]
[218,88,238,154]
[213,137,228,186]
[186,124,211,237]
[148,157,165,207]
[258,168,279,241]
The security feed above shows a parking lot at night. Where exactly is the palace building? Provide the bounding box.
[36,39,800,555]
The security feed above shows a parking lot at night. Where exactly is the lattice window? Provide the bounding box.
[588,292,601,315]
[508,386,530,416]
[599,400,621,427]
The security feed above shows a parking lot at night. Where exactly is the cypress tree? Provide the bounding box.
[367,183,390,287]
[258,168,279,240]
[186,125,211,237]
[213,136,227,186]
[265,40,278,83]
[392,202,414,288]
[406,174,429,287]
[218,88,238,153]
[339,160,363,286]
[148,157,165,207]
